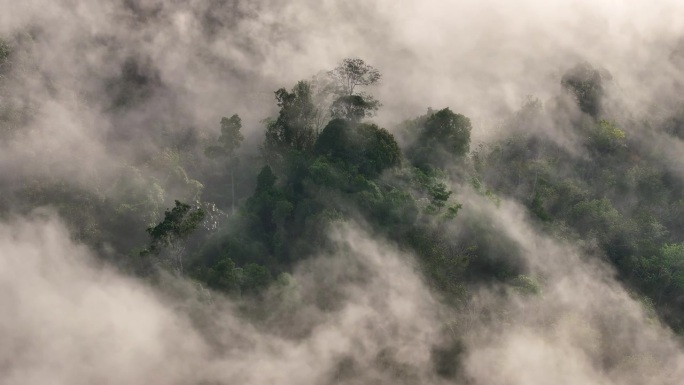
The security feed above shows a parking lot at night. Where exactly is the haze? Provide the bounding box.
[1,1,684,384]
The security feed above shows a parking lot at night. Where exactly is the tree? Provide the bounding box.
[424,108,471,157]
[328,58,381,121]
[315,119,401,177]
[264,81,321,157]
[255,165,277,193]
[427,182,452,212]
[241,263,273,294]
[314,118,349,160]
[246,165,293,243]
[143,200,205,276]
[360,124,402,177]
[328,58,381,96]
[561,62,612,118]
[330,94,380,122]
[206,114,244,214]
[407,108,471,170]
[207,256,242,293]
[206,114,244,157]
[588,119,626,154]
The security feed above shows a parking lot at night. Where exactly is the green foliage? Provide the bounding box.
[510,275,542,295]
[189,74,470,296]
[561,62,611,118]
[111,165,166,226]
[588,120,626,153]
[469,94,684,331]
[427,182,452,211]
[445,203,463,219]
[4,46,684,344]
[265,81,321,155]
[315,119,401,177]
[12,51,684,337]
[241,263,274,293]
[328,58,382,121]
[362,186,419,232]
[632,242,684,314]
[138,200,205,276]
[424,108,471,157]
[570,199,621,234]
[145,200,205,255]
[659,244,684,293]
[207,256,241,292]
[328,58,381,96]
[0,38,10,66]
[246,166,292,237]
[330,93,380,121]
[529,191,551,221]
[205,256,273,295]
[255,165,277,193]
[406,229,468,301]
[363,126,402,176]
[406,108,471,170]
[309,157,345,188]
[205,114,243,158]
[314,119,352,160]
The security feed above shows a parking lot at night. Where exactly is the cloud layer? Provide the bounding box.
[3,205,684,384]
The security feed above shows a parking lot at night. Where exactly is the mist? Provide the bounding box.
[454,191,684,384]
[2,0,684,384]
[4,203,684,384]
[2,0,683,160]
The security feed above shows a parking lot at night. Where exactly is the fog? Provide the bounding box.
[3,202,684,384]
[2,0,684,383]
[454,191,684,384]
[2,0,684,171]
[0,212,444,384]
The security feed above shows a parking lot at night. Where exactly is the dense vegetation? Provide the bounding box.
[3,33,684,341]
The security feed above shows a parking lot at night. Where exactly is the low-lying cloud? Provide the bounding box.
[1,0,684,189]
[3,204,684,384]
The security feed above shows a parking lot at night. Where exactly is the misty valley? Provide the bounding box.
[2,1,684,384]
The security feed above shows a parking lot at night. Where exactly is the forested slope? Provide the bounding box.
[3,2,684,383]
